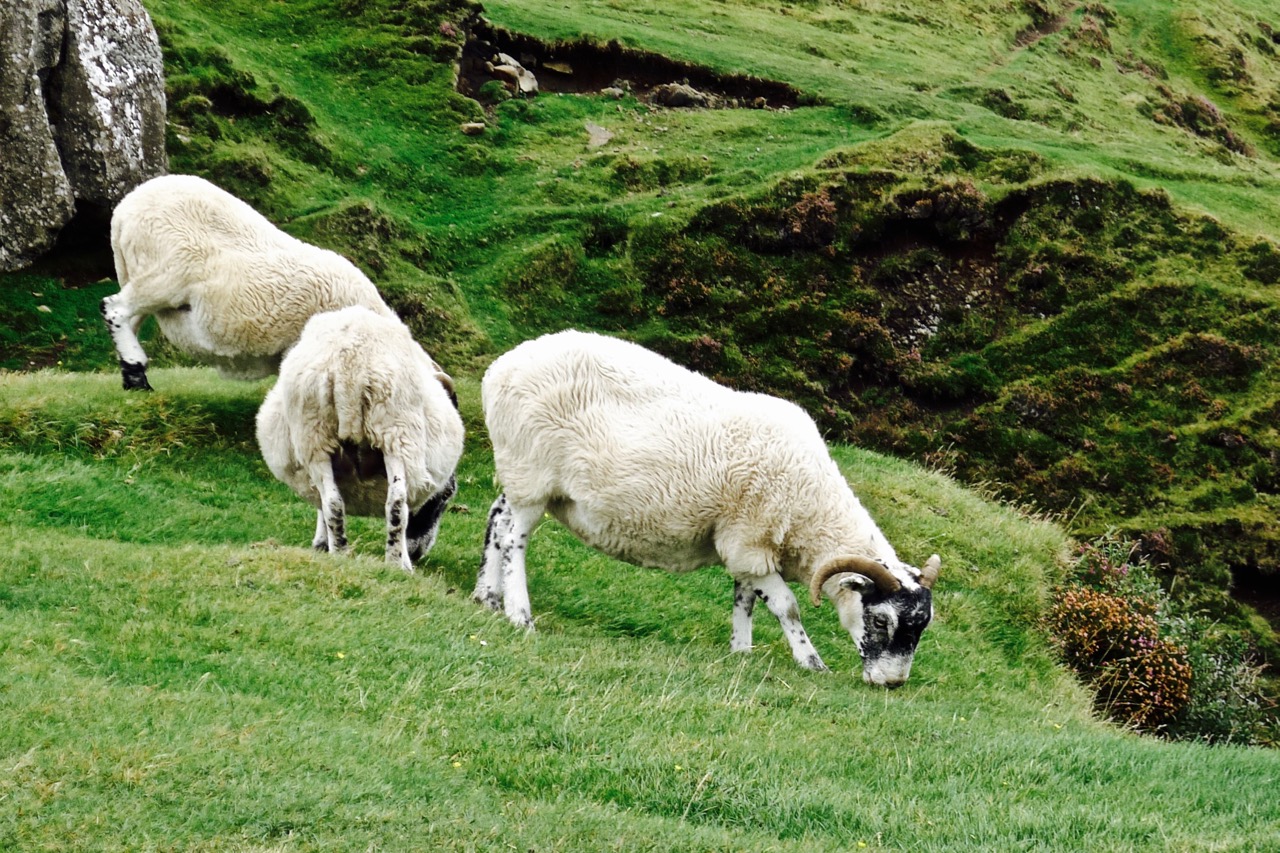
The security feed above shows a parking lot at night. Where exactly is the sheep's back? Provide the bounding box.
[188,245,391,357]
[484,331,840,567]
[112,175,393,357]
[112,176,286,301]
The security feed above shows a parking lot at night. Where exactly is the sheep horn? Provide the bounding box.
[809,556,902,606]
[434,369,459,410]
[920,554,940,589]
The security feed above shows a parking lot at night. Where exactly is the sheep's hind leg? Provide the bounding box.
[310,459,347,555]
[100,292,152,391]
[473,493,541,630]
[747,572,828,672]
[730,578,756,653]
[312,511,328,550]
[498,501,543,630]
[474,494,512,612]
[384,454,412,572]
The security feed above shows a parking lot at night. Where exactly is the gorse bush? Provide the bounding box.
[1050,536,1273,743]
[1050,585,1159,668]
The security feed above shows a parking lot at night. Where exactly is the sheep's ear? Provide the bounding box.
[838,574,876,595]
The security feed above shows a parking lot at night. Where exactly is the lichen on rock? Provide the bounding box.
[0,0,166,271]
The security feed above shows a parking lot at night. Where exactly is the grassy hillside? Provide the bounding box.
[3,369,1280,850]
[5,0,1275,647]
[2,0,1280,829]
[2,0,1280,835]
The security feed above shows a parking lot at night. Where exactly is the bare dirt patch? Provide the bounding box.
[1014,2,1079,49]
[457,16,804,109]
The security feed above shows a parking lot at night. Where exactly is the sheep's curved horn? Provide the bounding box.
[434,369,459,410]
[809,556,901,606]
[920,554,940,589]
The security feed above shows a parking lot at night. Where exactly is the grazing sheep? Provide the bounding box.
[474,330,939,686]
[256,306,464,572]
[102,173,396,391]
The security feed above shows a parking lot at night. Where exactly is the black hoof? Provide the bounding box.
[121,362,153,391]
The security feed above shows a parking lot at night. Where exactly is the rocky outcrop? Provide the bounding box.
[0,0,166,271]
[490,52,538,96]
[651,83,716,109]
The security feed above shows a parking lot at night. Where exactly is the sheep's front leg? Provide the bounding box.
[384,453,412,572]
[730,578,756,653]
[474,494,512,612]
[310,459,346,554]
[101,291,152,391]
[747,573,828,672]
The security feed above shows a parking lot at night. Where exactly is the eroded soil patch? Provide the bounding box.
[1014,1,1078,49]
[458,17,804,109]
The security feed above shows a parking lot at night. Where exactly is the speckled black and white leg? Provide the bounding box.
[101,292,152,391]
[730,578,756,653]
[750,572,828,672]
[310,459,346,554]
[312,510,328,550]
[473,492,541,629]
[498,502,544,630]
[384,454,412,572]
[474,494,512,612]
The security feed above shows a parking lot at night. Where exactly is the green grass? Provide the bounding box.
[4,0,1280,841]
[3,369,1280,851]
[0,274,120,372]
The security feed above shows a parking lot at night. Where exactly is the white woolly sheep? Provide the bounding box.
[256,305,465,571]
[102,173,397,391]
[474,330,939,686]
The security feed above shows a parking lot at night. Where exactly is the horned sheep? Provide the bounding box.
[102,173,397,391]
[474,330,939,687]
[256,306,465,572]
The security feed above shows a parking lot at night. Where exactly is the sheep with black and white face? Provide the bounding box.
[256,306,464,571]
[475,330,938,686]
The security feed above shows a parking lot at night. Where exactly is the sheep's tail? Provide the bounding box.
[110,207,132,289]
[112,243,129,287]
[329,363,369,445]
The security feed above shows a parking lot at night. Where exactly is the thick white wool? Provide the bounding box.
[483,329,898,581]
[107,174,395,378]
[257,306,463,516]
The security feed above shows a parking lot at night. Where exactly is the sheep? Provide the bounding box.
[256,305,465,572]
[474,330,939,686]
[102,173,397,391]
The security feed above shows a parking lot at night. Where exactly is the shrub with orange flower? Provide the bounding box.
[1048,585,1191,730]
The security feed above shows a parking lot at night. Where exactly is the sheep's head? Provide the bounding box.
[809,554,939,687]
